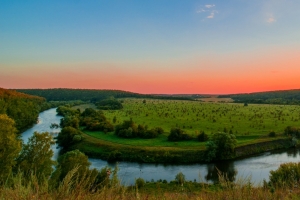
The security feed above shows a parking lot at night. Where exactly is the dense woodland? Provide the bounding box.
[16,88,194,101]
[0,88,45,131]
[220,89,300,105]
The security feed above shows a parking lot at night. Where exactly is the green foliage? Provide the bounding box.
[17,88,194,102]
[197,131,209,142]
[96,99,123,110]
[113,116,117,123]
[55,149,91,181]
[205,132,237,161]
[0,114,22,183]
[269,162,300,188]
[284,126,300,138]
[175,172,185,185]
[229,89,300,105]
[0,88,45,131]
[115,119,164,139]
[40,100,85,112]
[16,132,56,183]
[107,150,122,162]
[80,108,114,132]
[205,141,217,162]
[135,177,146,188]
[57,106,80,117]
[168,128,192,141]
[60,115,80,129]
[56,126,82,148]
[269,131,276,137]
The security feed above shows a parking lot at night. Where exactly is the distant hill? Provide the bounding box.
[16,89,194,101]
[0,88,45,131]
[219,89,300,105]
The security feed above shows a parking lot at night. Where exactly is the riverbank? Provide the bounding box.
[69,132,293,164]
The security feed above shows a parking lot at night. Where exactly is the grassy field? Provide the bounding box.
[71,98,300,149]
[101,98,300,136]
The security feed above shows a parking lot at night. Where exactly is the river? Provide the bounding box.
[22,108,300,185]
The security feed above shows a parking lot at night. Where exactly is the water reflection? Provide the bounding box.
[205,161,237,183]
[286,148,299,158]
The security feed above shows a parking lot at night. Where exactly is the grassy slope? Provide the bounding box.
[69,100,295,163]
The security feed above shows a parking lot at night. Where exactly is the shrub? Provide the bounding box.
[168,128,192,141]
[269,131,276,137]
[284,126,300,138]
[197,131,209,142]
[269,162,300,188]
[96,99,123,110]
[135,177,145,188]
[175,172,185,185]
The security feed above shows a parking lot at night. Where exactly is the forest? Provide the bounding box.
[0,88,45,131]
[220,89,300,105]
[17,88,195,101]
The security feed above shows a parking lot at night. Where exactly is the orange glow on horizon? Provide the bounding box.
[1,48,300,94]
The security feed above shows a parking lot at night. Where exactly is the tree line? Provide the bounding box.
[16,88,195,102]
[219,89,300,105]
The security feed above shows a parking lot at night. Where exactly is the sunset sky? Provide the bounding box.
[1,0,300,94]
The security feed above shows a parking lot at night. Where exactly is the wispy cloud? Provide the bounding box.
[205,4,215,9]
[197,4,218,19]
[196,9,206,13]
[207,10,218,19]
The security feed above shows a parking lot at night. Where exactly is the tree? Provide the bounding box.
[168,127,191,141]
[55,149,91,181]
[16,132,56,183]
[197,131,209,142]
[175,172,185,185]
[0,114,22,183]
[205,132,237,161]
[56,126,82,148]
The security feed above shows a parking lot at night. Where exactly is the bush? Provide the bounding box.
[168,128,192,141]
[269,162,300,188]
[96,99,123,110]
[269,131,276,137]
[175,172,185,185]
[115,120,162,139]
[197,131,209,142]
[284,126,300,138]
[135,177,145,188]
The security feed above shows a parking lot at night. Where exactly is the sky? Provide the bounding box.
[1,0,300,94]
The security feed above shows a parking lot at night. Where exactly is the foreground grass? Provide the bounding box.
[1,171,300,200]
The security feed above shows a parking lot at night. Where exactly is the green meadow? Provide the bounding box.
[104,99,300,134]
[77,98,300,148]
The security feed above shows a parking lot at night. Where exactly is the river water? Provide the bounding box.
[22,108,300,185]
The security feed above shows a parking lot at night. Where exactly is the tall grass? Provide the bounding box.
[2,167,300,199]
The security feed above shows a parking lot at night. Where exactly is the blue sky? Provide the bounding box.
[1,0,300,93]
